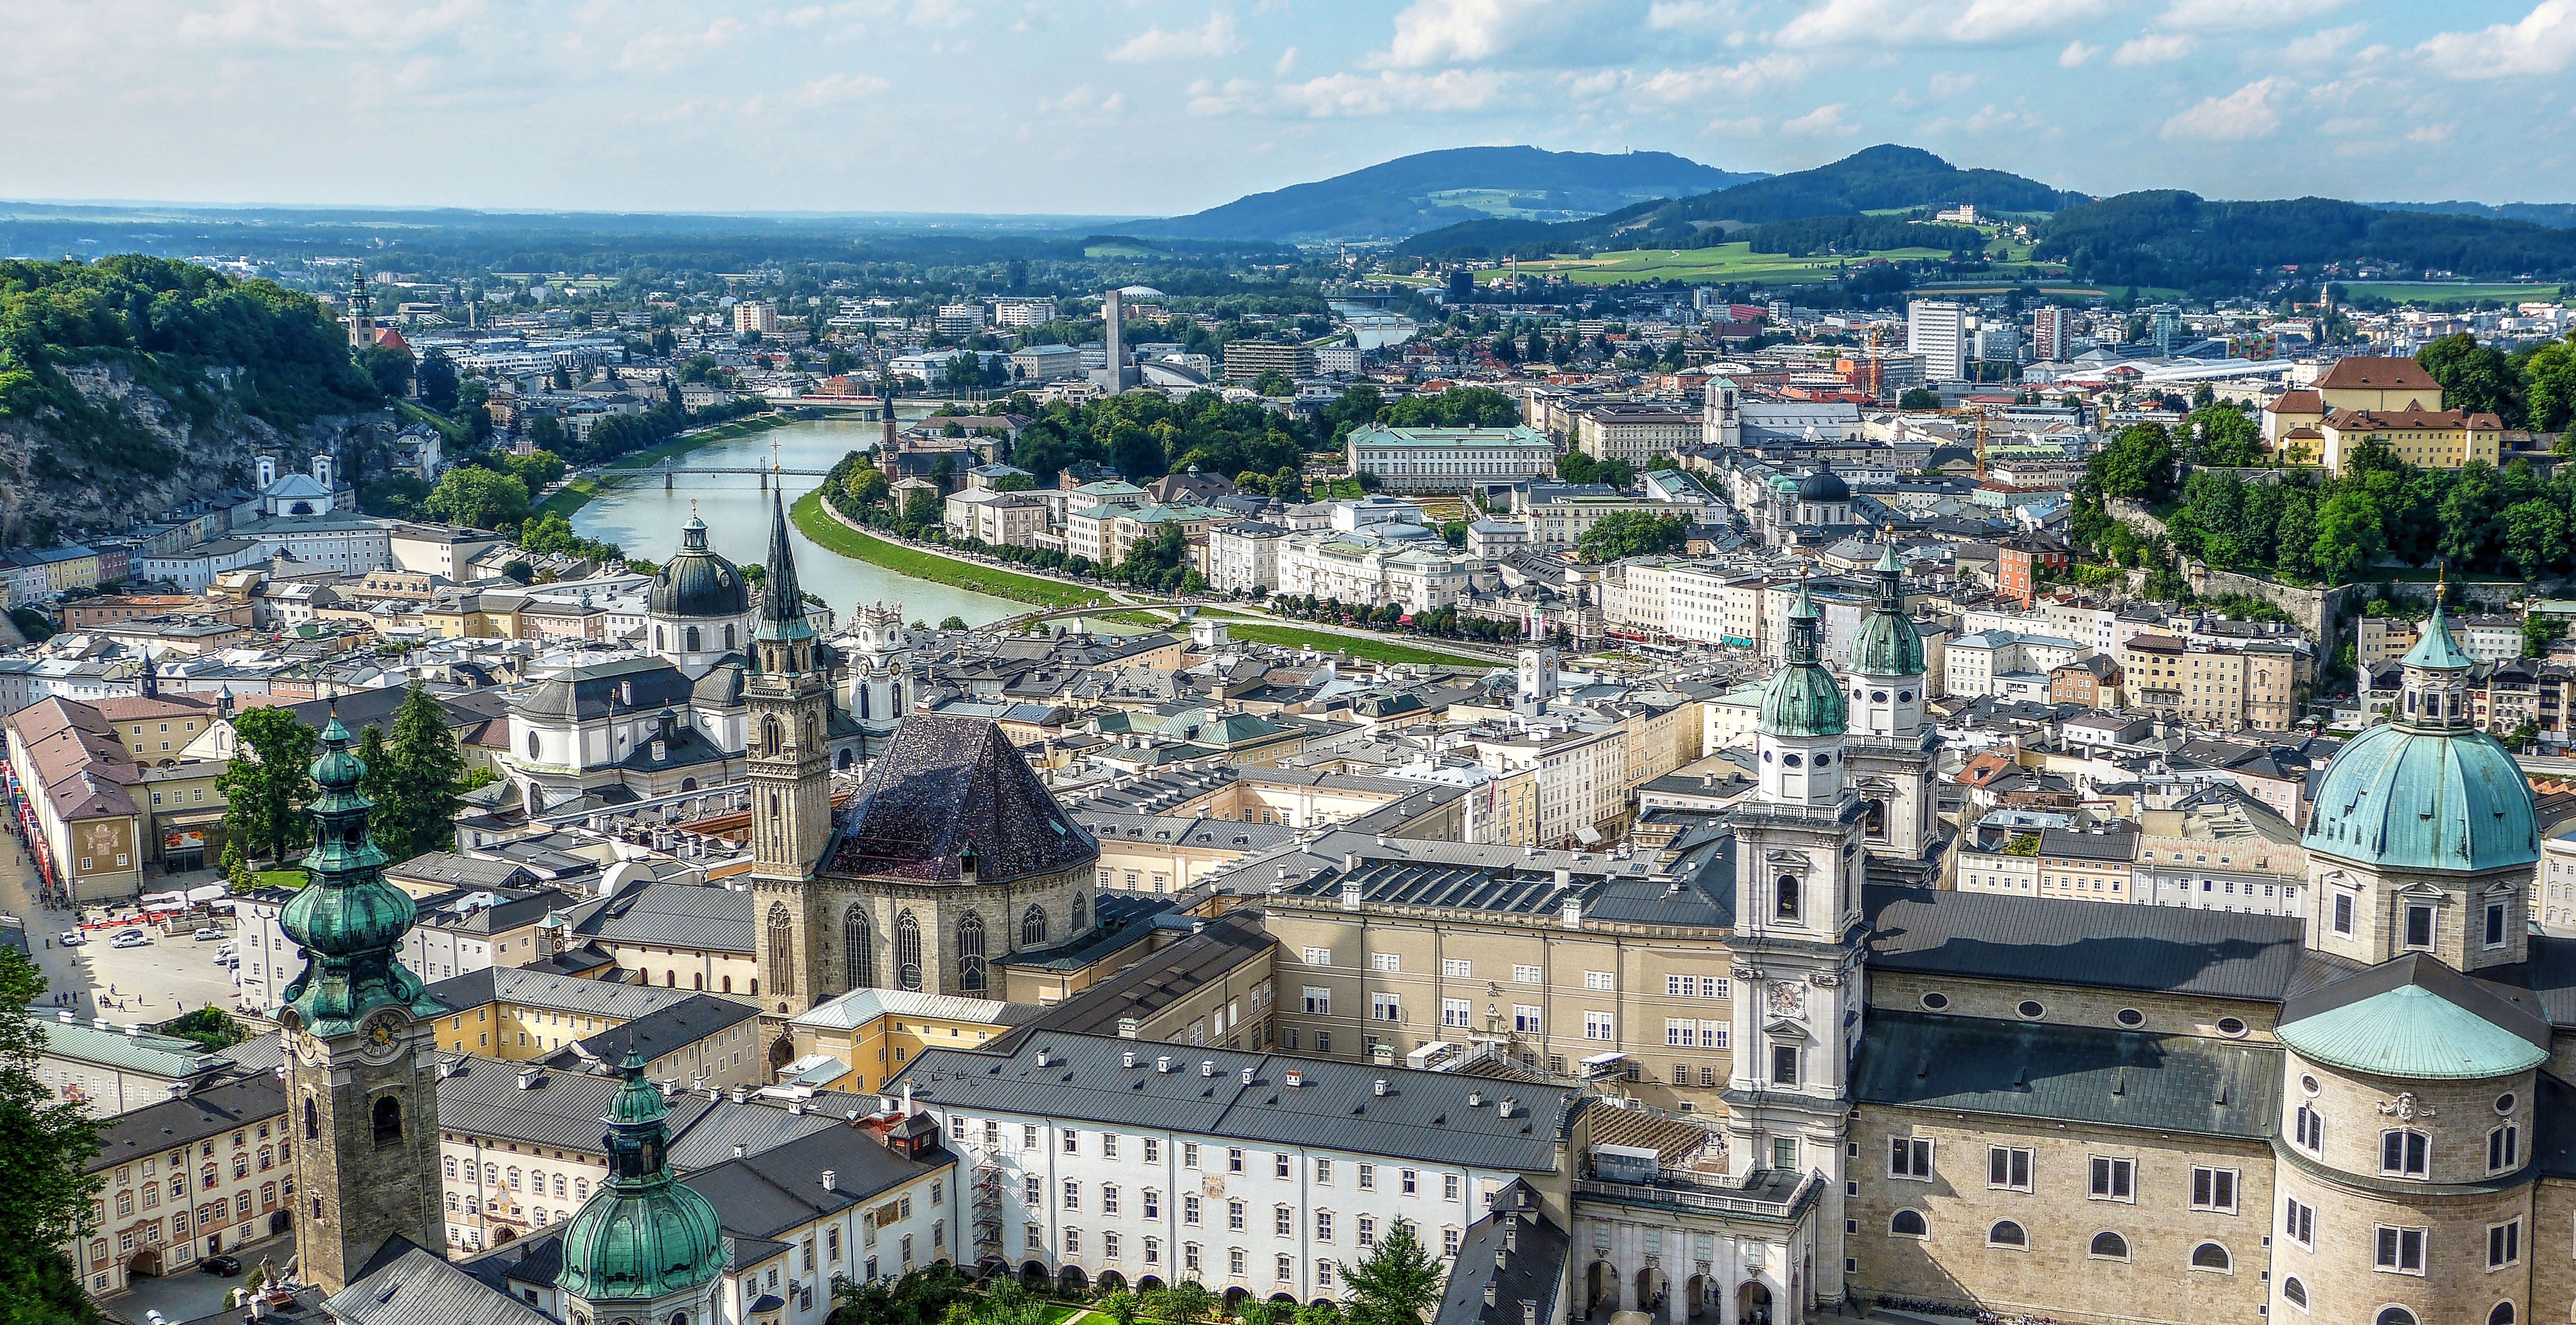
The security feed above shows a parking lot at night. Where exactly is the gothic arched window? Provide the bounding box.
[654,627,665,651]
[858,686,871,720]
[896,911,923,991]
[1073,893,1089,931]
[1021,905,1048,947]
[763,717,783,757]
[843,906,873,991]
[371,1096,401,1148]
[302,1097,317,1140]
[765,904,797,997]
[957,913,987,994]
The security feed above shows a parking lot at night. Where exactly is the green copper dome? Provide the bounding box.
[2280,985,2548,1080]
[2304,604,2538,872]
[559,1052,727,1304]
[1760,583,1848,738]
[277,715,441,1034]
[1848,542,1924,678]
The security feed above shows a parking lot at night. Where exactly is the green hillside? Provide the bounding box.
[2037,191,2576,296]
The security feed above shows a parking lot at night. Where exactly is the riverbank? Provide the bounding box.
[535,413,800,520]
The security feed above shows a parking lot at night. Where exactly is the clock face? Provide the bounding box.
[357,1010,407,1063]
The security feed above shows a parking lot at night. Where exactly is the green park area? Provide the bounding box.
[789,488,1102,611]
[1504,240,2061,287]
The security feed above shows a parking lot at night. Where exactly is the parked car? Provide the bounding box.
[57,930,82,946]
[191,927,223,941]
[200,1255,241,1277]
[113,928,143,940]
[110,932,150,949]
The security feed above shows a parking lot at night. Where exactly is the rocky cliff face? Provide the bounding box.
[0,359,392,546]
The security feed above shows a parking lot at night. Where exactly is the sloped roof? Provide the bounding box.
[2314,356,2440,393]
[1854,1010,2280,1139]
[824,714,1098,884]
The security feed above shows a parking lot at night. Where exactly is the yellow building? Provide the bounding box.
[781,988,1027,1093]
[2317,404,2502,473]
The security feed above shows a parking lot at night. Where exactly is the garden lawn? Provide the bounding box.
[789,488,1101,610]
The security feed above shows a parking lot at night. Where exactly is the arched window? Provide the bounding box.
[765,904,797,997]
[680,777,696,792]
[892,680,903,711]
[685,626,702,653]
[2088,1232,2127,1260]
[844,906,873,991]
[1889,1210,1927,1238]
[1022,905,1048,946]
[725,625,736,650]
[762,717,784,757]
[2376,1310,2418,1325]
[671,1313,689,1325]
[303,1098,317,1140]
[1986,1221,2026,1249]
[371,1096,401,1148]
[2190,1243,2231,1272]
[896,911,923,991]
[654,627,665,651]
[1863,799,1887,840]
[1776,874,1800,920]
[1073,893,1089,931]
[2279,1277,2306,1310]
[958,913,988,993]
[2489,1304,2514,1325]
[859,686,871,719]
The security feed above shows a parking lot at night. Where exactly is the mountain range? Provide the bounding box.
[1121,146,1764,244]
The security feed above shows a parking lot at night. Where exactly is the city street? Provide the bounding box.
[2,836,248,1023]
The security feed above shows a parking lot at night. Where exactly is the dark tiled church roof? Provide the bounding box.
[825,713,1098,884]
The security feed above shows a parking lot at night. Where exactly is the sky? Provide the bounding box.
[8,0,2576,218]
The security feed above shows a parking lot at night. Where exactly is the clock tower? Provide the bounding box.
[276,713,446,1294]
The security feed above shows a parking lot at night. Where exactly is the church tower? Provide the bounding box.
[555,1051,727,1325]
[1840,537,1940,885]
[1723,582,1866,1316]
[345,269,376,351]
[747,486,834,1015]
[277,713,445,1295]
[842,602,913,752]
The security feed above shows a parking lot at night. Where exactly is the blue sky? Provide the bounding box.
[7,0,2576,217]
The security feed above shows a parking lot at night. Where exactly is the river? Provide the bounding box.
[566,417,1025,626]
[1332,300,1417,350]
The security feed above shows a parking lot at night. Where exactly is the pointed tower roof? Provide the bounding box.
[1760,581,1848,738]
[277,714,440,1033]
[826,714,1100,884]
[753,487,814,645]
[2400,599,2475,672]
[1851,535,1926,678]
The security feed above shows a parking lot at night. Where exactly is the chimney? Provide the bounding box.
[1467,1090,1481,1107]
[660,1080,675,1098]
[1284,1069,1304,1088]
[901,1083,912,1114]
[516,1068,538,1090]
[1340,880,1361,911]
[1497,1097,1515,1118]
[1201,1060,1216,1077]
[1505,1225,1517,1253]
[821,1170,837,1192]
[1122,1050,1138,1069]
[732,1086,748,1103]
[1156,1056,1173,1074]
[124,1023,141,1038]
[1373,1078,1388,1097]
[1035,1050,1050,1067]
[1239,1067,1254,1085]
[734,1143,747,1158]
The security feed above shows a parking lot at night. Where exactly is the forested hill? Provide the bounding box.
[1126,146,1763,243]
[0,256,387,542]
[1396,145,2082,259]
[2036,191,2576,295]
[2372,200,2576,229]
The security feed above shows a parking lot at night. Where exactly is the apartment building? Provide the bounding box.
[75,1074,292,1292]
[426,968,758,1074]
[1574,404,1698,464]
[1665,568,1764,649]
[1456,718,1630,848]
[732,302,778,335]
[1206,520,1289,595]
[1905,300,1967,381]
[1220,340,1317,382]
[2033,826,2139,903]
[2132,785,2308,916]
[1274,529,1478,615]
[2544,825,2576,937]
[1519,495,1686,554]
[2118,634,2304,731]
[1342,423,1554,494]
[1941,630,2090,699]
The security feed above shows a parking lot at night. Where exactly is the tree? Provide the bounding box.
[359,343,415,400]
[1340,1220,1440,1325]
[0,947,103,1325]
[2418,333,2525,426]
[1251,369,1297,397]
[524,413,567,454]
[2186,404,2262,467]
[501,559,535,584]
[2086,423,2177,502]
[1102,1290,1138,1325]
[938,616,968,631]
[1575,511,1691,563]
[415,349,461,412]
[2502,499,2571,580]
[375,683,465,862]
[423,467,531,531]
[161,1006,246,1053]
[1897,387,1942,410]
[980,1280,1049,1325]
[1146,1282,1214,1325]
[217,706,318,864]
[502,449,568,489]
[2523,333,2576,432]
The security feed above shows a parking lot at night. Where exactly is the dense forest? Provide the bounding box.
[2037,191,2576,295]
[1741,214,1986,258]
[0,255,383,477]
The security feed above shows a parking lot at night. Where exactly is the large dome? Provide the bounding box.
[557,1054,726,1303]
[649,517,750,619]
[2301,719,2539,872]
[1760,663,1848,737]
[1796,464,1849,504]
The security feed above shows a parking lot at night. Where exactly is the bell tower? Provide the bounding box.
[278,712,445,1295]
[1723,582,1866,1316]
[345,269,376,351]
[747,484,834,1015]
[1841,536,1940,885]
[556,1051,727,1325]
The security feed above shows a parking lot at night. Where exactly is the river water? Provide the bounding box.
[567,418,1024,626]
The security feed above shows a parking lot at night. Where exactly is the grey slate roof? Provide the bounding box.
[891,1032,1571,1173]
[1852,1010,2282,1139]
[325,1243,556,1325]
[542,994,762,1073]
[680,1121,954,1240]
[424,966,741,1021]
[1863,884,2346,1002]
[89,1072,287,1172]
[435,1055,718,1153]
[825,713,1099,885]
[1434,1182,1570,1325]
[1004,912,1274,1040]
[567,880,755,954]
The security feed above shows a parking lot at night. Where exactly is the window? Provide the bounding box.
[1315,1260,1335,1289]
[2405,904,2435,948]
[1302,948,1332,967]
[2280,1277,2308,1311]
[1273,1206,1292,1237]
[2088,1231,2128,1260]
[2089,1157,2134,1202]
[1356,1215,1375,1247]
[1370,953,1400,973]
[1584,1012,1615,1041]
[1515,1006,1542,1034]
[1987,1147,2032,1192]
[2488,1218,2520,1267]
[1314,1159,1331,1184]
[1183,1194,1201,1226]
[2487,902,2509,947]
[1063,1130,1080,1155]
[1302,987,1331,1016]
[2282,1197,2315,1248]
[2374,1225,2426,1274]
[2381,1129,2430,1179]
[2333,893,2354,934]
[1102,1233,1120,1260]
[1142,1189,1160,1219]
[1063,1180,1080,1211]
[1102,1134,1120,1160]
[1889,1210,1927,1238]
[1184,1243,1201,1273]
[1443,1175,1460,1200]
[1357,1164,1376,1191]
[1775,874,1799,919]
[1770,1045,1798,1087]
[2488,1306,2515,1325]
[2295,1104,2324,1152]
[1314,1212,1333,1242]
[1442,959,1471,978]
[1986,1221,2027,1249]
[2489,1124,2520,1172]
[1583,971,1614,991]
[1370,993,1403,1022]
[1227,1200,1245,1231]
[2190,1242,2231,1272]
[1275,1254,1293,1282]
[843,907,873,991]
[1442,1226,1460,1257]
[2191,1167,2238,1214]
[1064,1229,1080,1256]
[1022,1176,1041,1206]
[1890,1138,1932,1181]
[1442,998,1471,1029]
[1143,1138,1159,1164]
[1229,1247,1247,1276]
[1513,965,1542,983]
[1274,1154,1292,1179]
[1401,1169,1418,1195]
[1024,1124,1041,1150]
[1101,1185,1120,1216]
[1183,1142,1200,1167]
[1021,906,1048,947]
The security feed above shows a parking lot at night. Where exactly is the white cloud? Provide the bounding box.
[1781,102,1858,135]
[790,71,888,106]
[2419,0,2576,78]
[2409,122,2455,142]
[1372,0,1539,67]
[1184,77,1266,117]
[2113,32,2197,64]
[2059,40,2098,65]
[2160,76,2292,140]
[1926,102,2042,133]
[1777,0,2117,48]
[2283,22,2367,63]
[1279,67,1508,116]
[1274,45,1298,75]
[1927,69,1984,97]
[617,19,744,72]
[174,0,488,50]
[1108,11,1243,61]
[1647,1,1730,27]
[2156,0,2349,32]
[1621,53,1804,104]
[1703,113,1768,136]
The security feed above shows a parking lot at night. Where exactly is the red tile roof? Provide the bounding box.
[2264,390,2322,415]
[2313,356,2439,393]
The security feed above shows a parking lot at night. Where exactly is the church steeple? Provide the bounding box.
[753,486,816,677]
[278,714,440,1031]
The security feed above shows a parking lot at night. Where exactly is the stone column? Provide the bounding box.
[1714,1238,1737,1325]
[1663,1228,1689,1325]
[1617,1223,1639,1312]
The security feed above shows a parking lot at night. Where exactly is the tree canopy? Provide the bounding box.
[217,706,317,864]
[0,946,105,1325]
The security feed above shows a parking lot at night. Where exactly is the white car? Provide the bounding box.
[191,927,223,941]
[110,932,151,949]
[57,930,82,946]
